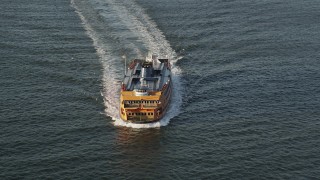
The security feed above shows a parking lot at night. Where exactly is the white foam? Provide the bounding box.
[71,0,183,128]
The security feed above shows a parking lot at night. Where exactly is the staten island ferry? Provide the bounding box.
[120,54,172,123]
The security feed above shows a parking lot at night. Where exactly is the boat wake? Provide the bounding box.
[71,0,182,128]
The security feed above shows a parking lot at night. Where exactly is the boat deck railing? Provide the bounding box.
[124,104,158,108]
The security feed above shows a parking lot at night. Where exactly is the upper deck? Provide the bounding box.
[122,55,171,93]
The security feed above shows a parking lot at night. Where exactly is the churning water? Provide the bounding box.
[1,0,320,179]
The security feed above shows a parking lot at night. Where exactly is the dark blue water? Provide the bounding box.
[1,0,320,179]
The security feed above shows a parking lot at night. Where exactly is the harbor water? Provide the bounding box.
[1,0,320,179]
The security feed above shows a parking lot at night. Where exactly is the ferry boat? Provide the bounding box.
[119,54,172,123]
